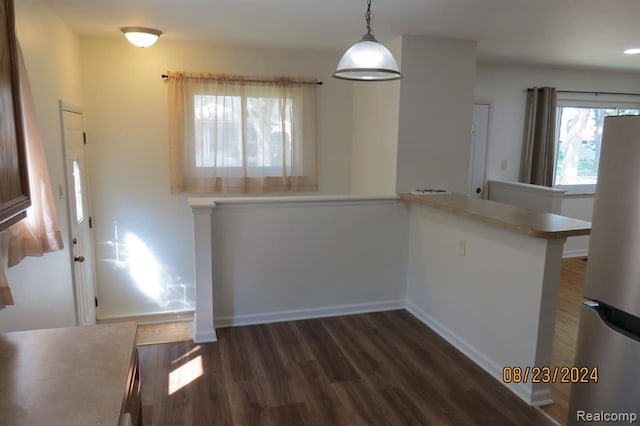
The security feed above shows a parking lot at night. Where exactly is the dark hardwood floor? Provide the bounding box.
[139,310,553,425]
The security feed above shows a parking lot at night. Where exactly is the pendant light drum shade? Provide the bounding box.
[333,34,401,81]
[333,0,402,81]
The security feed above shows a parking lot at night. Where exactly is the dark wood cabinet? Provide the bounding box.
[0,0,30,232]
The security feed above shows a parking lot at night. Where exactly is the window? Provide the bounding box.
[72,159,84,223]
[192,94,294,174]
[167,72,318,194]
[554,100,640,190]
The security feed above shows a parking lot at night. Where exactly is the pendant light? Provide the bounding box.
[121,27,163,48]
[333,0,402,81]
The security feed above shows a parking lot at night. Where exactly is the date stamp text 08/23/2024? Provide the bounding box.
[502,366,598,384]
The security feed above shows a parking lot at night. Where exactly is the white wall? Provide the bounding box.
[350,37,402,195]
[209,198,409,325]
[79,38,354,318]
[474,62,640,183]
[486,180,566,214]
[396,36,477,193]
[561,195,594,257]
[0,0,83,332]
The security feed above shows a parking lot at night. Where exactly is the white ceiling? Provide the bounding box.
[41,0,640,73]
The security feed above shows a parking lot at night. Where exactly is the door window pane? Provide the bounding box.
[72,160,84,223]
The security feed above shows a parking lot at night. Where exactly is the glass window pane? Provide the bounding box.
[72,160,84,223]
[555,103,640,187]
[555,106,615,186]
[193,95,242,167]
[245,97,293,171]
[193,92,297,175]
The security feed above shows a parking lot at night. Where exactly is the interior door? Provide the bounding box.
[470,104,490,198]
[61,103,97,325]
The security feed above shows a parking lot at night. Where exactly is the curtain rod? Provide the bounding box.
[526,88,640,97]
[161,74,323,85]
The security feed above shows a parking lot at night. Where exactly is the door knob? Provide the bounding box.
[74,256,86,263]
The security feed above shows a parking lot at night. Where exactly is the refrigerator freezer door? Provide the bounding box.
[568,304,640,425]
[584,116,640,317]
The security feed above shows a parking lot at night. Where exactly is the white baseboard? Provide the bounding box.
[530,388,554,407]
[405,301,551,407]
[98,310,195,324]
[563,248,588,258]
[194,330,217,343]
[214,300,405,328]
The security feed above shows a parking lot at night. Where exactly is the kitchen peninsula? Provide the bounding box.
[187,192,590,408]
[401,192,591,406]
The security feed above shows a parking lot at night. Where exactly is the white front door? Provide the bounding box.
[61,103,97,325]
[470,104,490,198]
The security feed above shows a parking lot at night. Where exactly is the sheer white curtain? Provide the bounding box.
[0,265,11,308]
[168,72,317,194]
[0,45,64,308]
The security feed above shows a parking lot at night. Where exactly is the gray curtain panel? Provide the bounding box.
[519,87,557,187]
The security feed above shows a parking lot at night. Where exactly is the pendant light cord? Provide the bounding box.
[365,0,372,35]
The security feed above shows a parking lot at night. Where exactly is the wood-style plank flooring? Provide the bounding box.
[139,310,552,425]
[541,257,587,425]
[137,321,193,346]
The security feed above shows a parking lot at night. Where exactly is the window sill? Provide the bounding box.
[562,191,596,198]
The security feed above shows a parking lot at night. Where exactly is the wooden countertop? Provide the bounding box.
[400,193,591,239]
[0,322,137,426]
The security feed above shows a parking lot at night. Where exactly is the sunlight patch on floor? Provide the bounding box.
[168,355,203,395]
[170,345,201,365]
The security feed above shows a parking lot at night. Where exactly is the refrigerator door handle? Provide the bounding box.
[588,300,640,343]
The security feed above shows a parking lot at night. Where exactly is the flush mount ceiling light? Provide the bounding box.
[121,27,162,48]
[333,0,402,81]
[624,48,640,55]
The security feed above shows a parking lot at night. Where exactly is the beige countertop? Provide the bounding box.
[400,193,591,239]
[0,322,138,426]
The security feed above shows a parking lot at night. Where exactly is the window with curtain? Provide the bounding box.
[553,100,640,191]
[167,72,318,194]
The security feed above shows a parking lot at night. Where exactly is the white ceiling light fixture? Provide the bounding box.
[333,0,402,81]
[121,27,162,48]
[624,48,640,55]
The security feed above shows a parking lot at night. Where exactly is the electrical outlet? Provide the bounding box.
[457,240,467,256]
[500,160,508,171]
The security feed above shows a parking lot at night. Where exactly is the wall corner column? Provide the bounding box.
[530,236,568,404]
[190,199,217,343]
